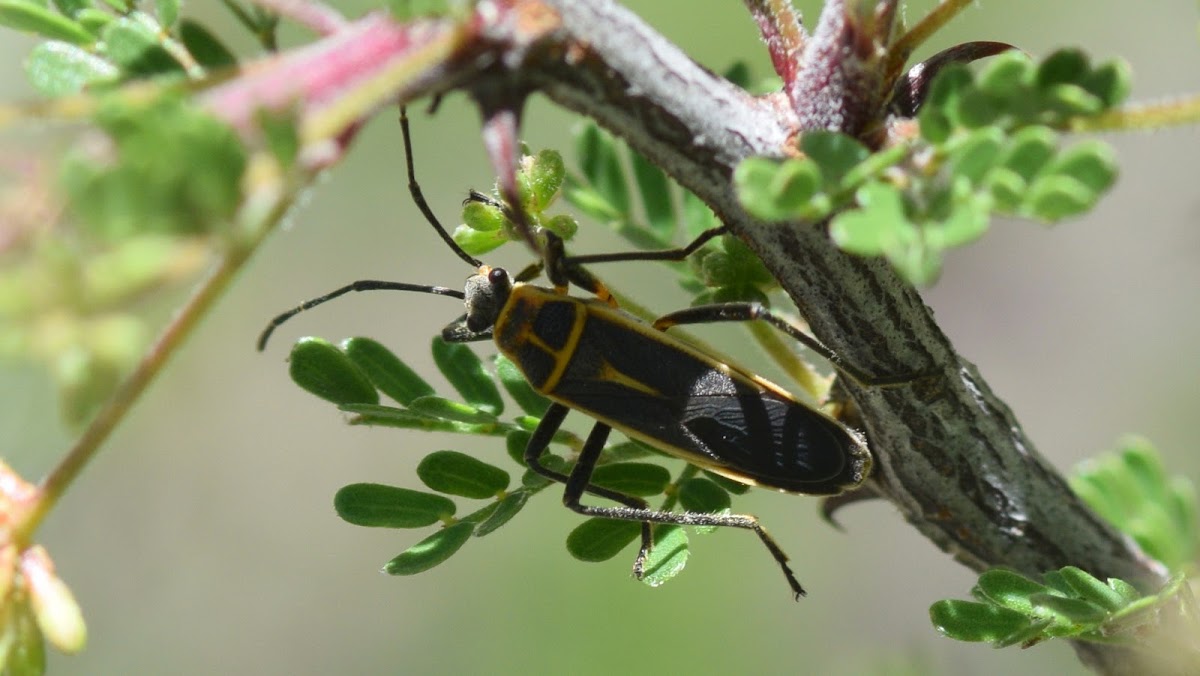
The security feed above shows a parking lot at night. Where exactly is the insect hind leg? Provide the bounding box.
[562,419,806,599]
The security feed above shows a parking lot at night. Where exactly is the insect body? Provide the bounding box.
[259,109,883,599]
[486,276,870,494]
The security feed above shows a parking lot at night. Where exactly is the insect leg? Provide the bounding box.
[564,225,730,265]
[561,419,806,599]
[523,405,652,542]
[653,302,920,388]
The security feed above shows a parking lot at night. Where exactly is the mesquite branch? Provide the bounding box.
[212,1,1170,672]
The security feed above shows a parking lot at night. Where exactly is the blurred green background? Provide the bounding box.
[2,1,1198,674]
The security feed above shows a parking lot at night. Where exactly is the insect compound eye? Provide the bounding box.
[488,267,508,285]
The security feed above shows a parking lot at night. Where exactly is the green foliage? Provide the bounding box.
[640,525,690,587]
[61,94,247,240]
[1070,437,1200,572]
[566,519,643,562]
[383,521,474,575]
[453,147,577,256]
[286,335,743,587]
[931,567,1199,652]
[334,483,456,528]
[287,338,380,406]
[735,49,1129,285]
[563,121,777,304]
[933,441,1200,654]
[589,463,672,497]
[4,0,243,94]
[0,3,261,427]
[678,477,732,514]
[430,338,504,415]
[344,337,435,405]
[417,450,510,499]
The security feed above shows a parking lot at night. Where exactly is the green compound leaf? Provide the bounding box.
[26,40,118,96]
[800,130,870,186]
[287,338,379,406]
[1082,60,1132,108]
[494,355,550,417]
[829,182,913,257]
[562,182,623,224]
[930,599,1032,643]
[974,568,1052,615]
[948,127,1005,185]
[934,562,1198,650]
[1000,126,1057,180]
[61,96,247,239]
[430,337,503,416]
[681,189,720,240]
[677,477,732,514]
[601,441,655,463]
[75,8,112,36]
[517,148,565,214]
[342,337,434,406]
[384,521,474,575]
[542,213,579,241]
[575,123,630,218]
[416,450,510,499]
[0,0,93,44]
[11,600,46,674]
[589,462,672,497]
[101,17,185,78]
[334,483,455,528]
[1070,437,1200,571]
[1042,140,1117,195]
[1029,593,1109,626]
[703,471,751,495]
[341,403,492,435]
[473,491,529,537]
[566,518,642,562]
[630,150,676,238]
[734,157,824,222]
[505,430,532,468]
[1035,48,1090,88]
[461,198,507,232]
[641,525,689,587]
[451,224,509,256]
[52,0,89,18]
[407,395,498,424]
[1026,175,1094,221]
[179,19,238,70]
[154,0,180,29]
[975,52,1033,100]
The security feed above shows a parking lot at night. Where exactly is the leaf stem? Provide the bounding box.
[1070,94,1200,132]
[883,0,975,82]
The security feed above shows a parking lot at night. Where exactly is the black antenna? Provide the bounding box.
[256,281,464,351]
[400,106,482,269]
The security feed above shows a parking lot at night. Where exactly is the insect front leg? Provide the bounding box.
[524,404,654,575]
[653,302,927,388]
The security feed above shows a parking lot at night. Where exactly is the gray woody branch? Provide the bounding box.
[510,1,1169,673]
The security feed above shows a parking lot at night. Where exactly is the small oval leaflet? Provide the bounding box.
[288,338,379,406]
[343,337,434,406]
[566,519,642,563]
[334,483,455,529]
[417,450,510,499]
[384,522,474,576]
